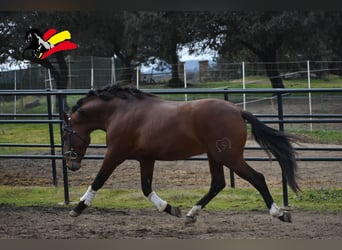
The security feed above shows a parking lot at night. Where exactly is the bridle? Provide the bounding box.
[63,113,90,161]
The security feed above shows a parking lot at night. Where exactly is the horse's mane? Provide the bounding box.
[71,85,154,113]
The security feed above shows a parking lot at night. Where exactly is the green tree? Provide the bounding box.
[1,11,212,87]
[190,11,331,88]
[221,11,311,88]
[319,11,342,76]
[139,11,206,86]
[72,11,159,84]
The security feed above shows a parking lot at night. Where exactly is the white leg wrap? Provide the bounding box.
[269,202,284,217]
[186,205,202,217]
[80,186,97,206]
[148,191,167,212]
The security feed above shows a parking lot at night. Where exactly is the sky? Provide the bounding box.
[140,46,218,74]
[178,46,217,62]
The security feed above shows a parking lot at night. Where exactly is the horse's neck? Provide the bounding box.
[85,116,106,133]
[84,97,152,132]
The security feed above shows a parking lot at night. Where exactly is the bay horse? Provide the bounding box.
[62,85,299,224]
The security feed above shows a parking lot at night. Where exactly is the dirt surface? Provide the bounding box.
[1,143,341,189]
[0,205,341,239]
[0,95,341,239]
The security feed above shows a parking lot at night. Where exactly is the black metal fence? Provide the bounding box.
[1,88,342,206]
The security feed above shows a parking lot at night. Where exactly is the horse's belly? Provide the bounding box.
[133,137,205,161]
[155,146,205,161]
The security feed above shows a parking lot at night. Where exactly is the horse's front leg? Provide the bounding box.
[140,160,181,218]
[69,155,124,217]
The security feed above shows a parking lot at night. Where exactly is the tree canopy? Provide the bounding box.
[1,11,342,87]
[187,11,340,88]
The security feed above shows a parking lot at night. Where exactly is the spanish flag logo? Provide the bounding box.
[25,28,77,60]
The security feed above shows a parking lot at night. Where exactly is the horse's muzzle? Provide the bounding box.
[66,160,81,171]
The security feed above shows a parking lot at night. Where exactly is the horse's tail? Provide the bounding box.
[241,111,300,194]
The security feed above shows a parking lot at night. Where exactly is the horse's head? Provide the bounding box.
[62,112,90,171]
[24,28,41,44]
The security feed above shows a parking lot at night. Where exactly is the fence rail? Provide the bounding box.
[1,88,342,206]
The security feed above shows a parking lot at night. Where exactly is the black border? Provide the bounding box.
[1,0,342,11]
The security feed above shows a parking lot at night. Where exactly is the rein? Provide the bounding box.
[63,113,90,160]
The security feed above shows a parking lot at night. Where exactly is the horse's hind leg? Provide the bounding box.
[185,154,226,224]
[140,160,181,217]
[228,158,292,222]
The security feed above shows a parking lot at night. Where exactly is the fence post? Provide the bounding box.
[111,56,116,85]
[136,66,140,89]
[46,90,57,186]
[276,92,289,207]
[184,63,188,102]
[47,69,54,114]
[13,71,17,119]
[58,93,70,205]
[307,60,313,131]
[242,61,246,110]
[90,56,94,90]
[224,89,235,188]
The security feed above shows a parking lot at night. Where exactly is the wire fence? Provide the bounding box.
[1,57,342,91]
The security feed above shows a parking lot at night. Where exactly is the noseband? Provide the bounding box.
[63,113,90,160]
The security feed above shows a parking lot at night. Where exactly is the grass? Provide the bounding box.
[141,74,342,90]
[0,185,341,211]
[290,129,342,144]
[0,123,106,154]
[126,74,342,101]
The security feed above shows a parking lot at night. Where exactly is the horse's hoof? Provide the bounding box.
[185,215,197,225]
[69,209,81,217]
[69,200,87,217]
[278,211,292,223]
[170,206,182,218]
